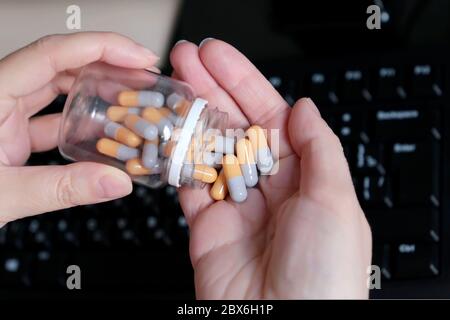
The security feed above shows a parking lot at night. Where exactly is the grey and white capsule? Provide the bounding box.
[223,155,248,203]
[118,90,165,108]
[142,141,159,168]
[124,114,158,141]
[166,92,183,109]
[96,138,139,162]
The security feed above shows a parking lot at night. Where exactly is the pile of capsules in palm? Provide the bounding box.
[58,62,275,203]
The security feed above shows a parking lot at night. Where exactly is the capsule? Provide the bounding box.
[173,99,191,116]
[142,138,159,169]
[166,92,183,109]
[159,107,181,124]
[202,151,223,167]
[142,107,174,140]
[184,138,197,164]
[160,140,176,158]
[206,135,235,154]
[106,106,140,122]
[223,154,247,203]
[246,125,273,174]
[236,138,258,187]
[123,114,158,140]
[96,138,139,161]
[182,164,217,184]
[118,90,165,107]
[210,169,228,201]
[104,122,142,147]
[126,158,161,175]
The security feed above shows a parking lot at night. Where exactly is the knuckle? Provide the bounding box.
[54,171,81,208]
[34,34,57,52]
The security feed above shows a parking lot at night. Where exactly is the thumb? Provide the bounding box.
[0,162,132,223]
[288,98,356,208]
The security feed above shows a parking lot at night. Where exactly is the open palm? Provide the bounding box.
[171,39,372,299]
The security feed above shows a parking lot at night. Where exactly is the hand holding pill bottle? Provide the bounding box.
[58,62,275,201]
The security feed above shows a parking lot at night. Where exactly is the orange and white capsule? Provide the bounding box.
[142,107,174,140]
[181,164,218,184]
[118,90,165,107]
[104,122,142,147]
[123,114,158,140]
[223,154,247,203]
[159,107,181,124]
[142,138,159,169]
[210,168,228,201]
[96,138,139,161]
[246,125,273,174]
[106,106,140,122]
[125,158,162,175]
[236,138,258,187]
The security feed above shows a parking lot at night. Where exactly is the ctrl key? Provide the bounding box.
[393,243,439,279]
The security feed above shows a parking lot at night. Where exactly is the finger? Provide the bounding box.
[170,40,248,128]
[0,32,159,100]
[20,73,75,117]
[0,162,132,223]
[29,113,61,152]
[177,187,214,226]
[288,98,357,208]
[198,39,292,155]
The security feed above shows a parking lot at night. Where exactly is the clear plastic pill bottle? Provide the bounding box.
[58,62,228,189]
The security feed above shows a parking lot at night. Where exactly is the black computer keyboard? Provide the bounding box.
[0,49,448,298]
[260,49,448,297]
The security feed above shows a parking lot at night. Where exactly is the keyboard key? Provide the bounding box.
[372,245,392,280]
[81,217,112,248]
[324,110,367,142]
[392,243,439,279]
[113,216,140,248]
[32,251,66,288]
[390,140,440,206]
[357,175,393,208]
[372,108,440,140]
[366,208,440,242]
[24,218,52,250]
[339,68,371,102]
[305,71,338,105]
[354,143,385,174]
[54,214,81,249]
[410,64,443,98]
[0,253,32,287]
[375,66,406,100]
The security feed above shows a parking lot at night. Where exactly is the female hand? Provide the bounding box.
[0,32,159,227]
[171,39,372,299]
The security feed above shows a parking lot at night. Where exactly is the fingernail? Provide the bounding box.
[147,66,161,74]
[97,173,132,199]
[174,39,188,46]
[199,37,214,48]
[305,97,321,116]
[139,46,160,61]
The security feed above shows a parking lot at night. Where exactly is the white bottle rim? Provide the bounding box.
[168,98,207,187]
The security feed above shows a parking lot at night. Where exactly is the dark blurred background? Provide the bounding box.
[0,0,449,299]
